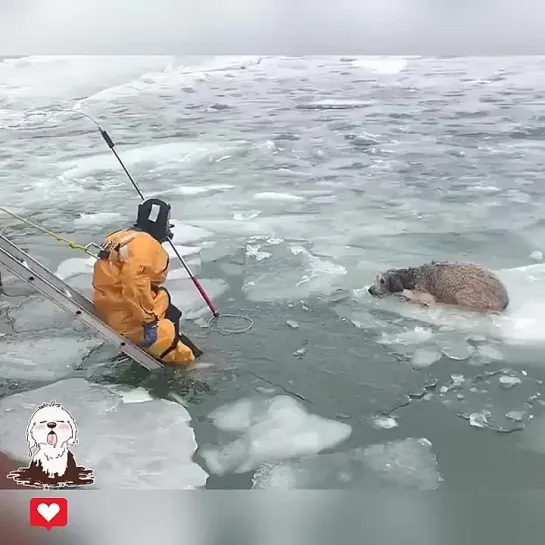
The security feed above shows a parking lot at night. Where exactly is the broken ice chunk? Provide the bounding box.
[252,437,442,490]
[201,396,352,475]
[233,211,261,221]
[439,339,474,360]
[255,386,276,395]
[55,256,95,280]
[411,348,442,369]
[169,221,214,244]
[106,385,154,404]
[377,326,434,346]
[477,345,504,361]
[9,296,79,332]
[469,412,489,428]
[356,437,442,490]
[450,374,465,388]
[168,278,228,320]
[499,375,521,389]
[245,243,271,262]
[440,375,465,394]
[165,245,202,259]
[372,416,398,430]
[0,336,103,381]
[209,398,255,432]
[293,347,307,358]
[506,410,525,422]
[252,463,298,489]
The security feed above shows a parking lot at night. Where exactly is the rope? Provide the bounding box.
[0,206,98,257]
[208,313,254,335]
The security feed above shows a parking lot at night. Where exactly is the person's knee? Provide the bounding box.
[145,319,175,354]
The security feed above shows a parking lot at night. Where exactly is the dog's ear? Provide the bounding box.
[386,274,404,293]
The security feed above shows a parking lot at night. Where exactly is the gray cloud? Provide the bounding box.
[0,0,544,55]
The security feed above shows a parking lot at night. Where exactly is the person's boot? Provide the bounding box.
[179,332,203,359]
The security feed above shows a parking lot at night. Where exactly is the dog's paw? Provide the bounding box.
[413,292,436,308]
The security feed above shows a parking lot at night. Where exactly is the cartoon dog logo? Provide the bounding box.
[7,401,95,489]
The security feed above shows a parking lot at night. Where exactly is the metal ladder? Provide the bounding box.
[0,233,163,371]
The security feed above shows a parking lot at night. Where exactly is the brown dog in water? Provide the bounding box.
[368,261,509,312]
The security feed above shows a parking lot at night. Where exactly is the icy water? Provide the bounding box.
[1,55,545,489]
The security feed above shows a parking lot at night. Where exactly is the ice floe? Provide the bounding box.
[251,438,441,490]
[0,336,102,381]
[170,221,214,244]
[168,278,229,320]
[411,348,442,369]
[55,256,95,280]
[200,396,352,475]
[242,242,346,303]
[8,296,81,333]
[253,192,305,203]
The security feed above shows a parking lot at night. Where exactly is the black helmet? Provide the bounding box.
[134,198,174,243]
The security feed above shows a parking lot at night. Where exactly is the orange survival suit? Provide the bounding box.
[92,198,202,365]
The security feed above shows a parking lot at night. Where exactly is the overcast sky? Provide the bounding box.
[0,0,544,55]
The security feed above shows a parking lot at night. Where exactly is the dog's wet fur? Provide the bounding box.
[368,260,509,312]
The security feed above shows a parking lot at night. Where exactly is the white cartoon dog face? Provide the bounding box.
[26,402,77,452]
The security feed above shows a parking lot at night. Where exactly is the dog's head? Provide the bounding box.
[368,268,415,297]
[26,402,77,455]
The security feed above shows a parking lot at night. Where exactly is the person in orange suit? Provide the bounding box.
[92,198,203,365]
